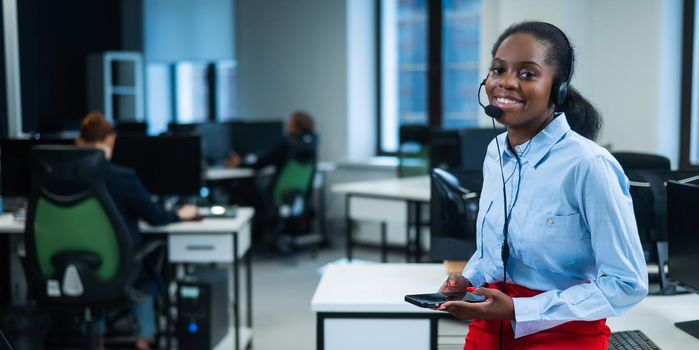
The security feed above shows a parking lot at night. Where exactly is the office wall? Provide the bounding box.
[236,0,681,164]
[143,0,235,62]
[480,0,681,165]
[235,0,348,162]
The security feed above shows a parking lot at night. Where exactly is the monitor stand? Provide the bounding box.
[676,320,699,340]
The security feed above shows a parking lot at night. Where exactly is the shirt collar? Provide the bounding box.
[494,112,571,168]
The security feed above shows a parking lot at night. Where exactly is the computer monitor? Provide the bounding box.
[112,135,201,196]
[429,128,503,171]
[115,121,148,136]
[430,168,484,261]
[430,129,463,170]
[667,180,699,339]
[461,128,504,171]
[231,120,284,156]
[0,138,75,197]
[169,122,235,166]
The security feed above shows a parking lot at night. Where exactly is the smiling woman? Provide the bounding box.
[437,21,647,350]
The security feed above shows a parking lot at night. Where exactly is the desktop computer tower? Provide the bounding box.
[176,267,230,349]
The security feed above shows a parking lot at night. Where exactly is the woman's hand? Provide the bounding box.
[439,274,471,294]
[439,287,515,321]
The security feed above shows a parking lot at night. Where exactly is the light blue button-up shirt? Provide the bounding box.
[462,113,648,338]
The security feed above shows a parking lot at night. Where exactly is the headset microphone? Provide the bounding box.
[477,77,504,119]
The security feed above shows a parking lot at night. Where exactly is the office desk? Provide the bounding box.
[204,167,255,181]
[142,207,254,350]
[311,263,445,350]
[607,293,699,349]
[0,208,255,350]
[332,176,430,262]
[312,263,699,350]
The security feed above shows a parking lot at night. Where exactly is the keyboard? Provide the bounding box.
[609,330,661,350]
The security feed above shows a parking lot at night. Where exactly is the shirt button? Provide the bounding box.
[547,217,555,225]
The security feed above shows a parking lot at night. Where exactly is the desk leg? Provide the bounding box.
[0,235,10,307]
[316,313,326,350]
[246,249,252,327]
[233,234,241,350]
[430,315,438,350]
[319,171,328,245]
[164,241,173,350]
[414,201,422,263]
[345,195,353,261]
[381,222,387,263]
[406,202,413,262]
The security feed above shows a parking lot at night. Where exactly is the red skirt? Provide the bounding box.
[464,283,610,350]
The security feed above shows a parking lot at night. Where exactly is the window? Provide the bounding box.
[682,0,698,168]
[378,0,481,154]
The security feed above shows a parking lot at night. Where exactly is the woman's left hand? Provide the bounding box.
[439,287,515,320]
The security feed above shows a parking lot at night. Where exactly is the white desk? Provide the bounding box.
[607,293,699,349]
[311,263,699,350]
[332,176,430,262]
[0,208,255,350]
[204,167,255,181]
[311,263,445,350]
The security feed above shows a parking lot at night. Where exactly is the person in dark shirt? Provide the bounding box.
[76,112,197,350]
[224,111,317,169]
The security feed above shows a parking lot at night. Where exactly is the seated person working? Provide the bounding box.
[224,111,317,169]
[224,111,318,249]
[76,112,197,350]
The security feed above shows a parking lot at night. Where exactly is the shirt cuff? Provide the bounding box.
[512,296,542,338]
[463,270,484,288]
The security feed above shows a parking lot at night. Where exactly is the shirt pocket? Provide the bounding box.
[520,209,584,269]
[477,200,494,259]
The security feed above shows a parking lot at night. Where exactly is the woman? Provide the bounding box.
[438,21,648,349]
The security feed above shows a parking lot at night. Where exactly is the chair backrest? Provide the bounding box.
[398,125,430,178]
[430,168,483,261]
[24,146,134,305]
[271,134,318,208]
[612,152,671,170]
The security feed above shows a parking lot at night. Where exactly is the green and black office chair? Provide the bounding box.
[398,125,430,178]
[23,146,136,350]
[270,134,321,252]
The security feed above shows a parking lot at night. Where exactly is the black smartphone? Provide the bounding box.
[404,292,486,309]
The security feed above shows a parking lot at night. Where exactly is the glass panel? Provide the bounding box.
[216,60,237,121]
[691,2,699,165]
[145,63,172,135]
[381,0,428,153]
[442,0,481,129]
[175,62,209,124]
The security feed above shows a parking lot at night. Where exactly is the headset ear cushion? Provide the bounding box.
[556,82,568,106]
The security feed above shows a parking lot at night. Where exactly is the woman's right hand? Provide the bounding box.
[439,274,472,294]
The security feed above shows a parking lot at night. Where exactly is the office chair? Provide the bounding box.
[270,134,321,252]
[611,152,699,294]
[23,146,138,350]
[398,125,430,178]
[430,168,484,262]
[612,152,671,170]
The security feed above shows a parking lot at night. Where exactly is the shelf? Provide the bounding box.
[213,326,252,350]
